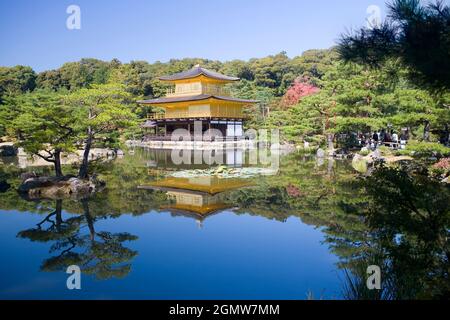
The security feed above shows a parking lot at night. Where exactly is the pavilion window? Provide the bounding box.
[235,123,243,136]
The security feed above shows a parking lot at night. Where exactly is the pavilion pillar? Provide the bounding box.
[208,121,211,141]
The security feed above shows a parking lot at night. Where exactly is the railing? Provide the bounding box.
[148,111,247,119]
[148,113,165,119]
[142,135,248,142]
[202,85,230,96]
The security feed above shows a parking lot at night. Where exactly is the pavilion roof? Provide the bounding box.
[159,65,239,82]
[161,203,231,216]
[137,94,258,105]
[139,177,253,195]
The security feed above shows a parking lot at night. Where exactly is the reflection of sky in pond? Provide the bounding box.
[0,210,341,299]
[0,149,347,299]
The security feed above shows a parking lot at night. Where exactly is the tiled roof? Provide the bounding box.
[159,65,239,82]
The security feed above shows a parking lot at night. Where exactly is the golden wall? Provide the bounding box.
[155,102,244,119]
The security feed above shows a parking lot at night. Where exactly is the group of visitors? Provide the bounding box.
[359,129,409,150]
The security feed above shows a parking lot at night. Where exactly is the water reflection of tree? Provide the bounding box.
[17,198,138,280]
[229,154,449,299]
[0,153,167,280]
[88,152,168,216]
[344,164,449,299]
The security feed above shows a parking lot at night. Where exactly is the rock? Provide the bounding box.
[0,143,17,157]
[67,177,94,194]
[20,172,38,182]
[17,147,27,157]
[116,149,124,156]
[352,154,368,173]
[371,149,381,159]
[19,176,59,193]
[366,149,383,161]
[18,175,102,199]
[316,148,325,158]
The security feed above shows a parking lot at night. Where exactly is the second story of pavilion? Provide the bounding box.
[137,65,258,120]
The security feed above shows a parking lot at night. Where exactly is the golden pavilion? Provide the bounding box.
[138,65,257,140]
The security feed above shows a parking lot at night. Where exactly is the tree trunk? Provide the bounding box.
[442,124,449,146]
[55,199,63,232]
[82,198,95,242]
[423,121,430,141]
[78,130,93,179]
[54,149,63,177]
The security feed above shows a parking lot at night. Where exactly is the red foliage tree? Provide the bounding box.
[281,77,319,107]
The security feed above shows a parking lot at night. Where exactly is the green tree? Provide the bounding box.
[66,84,136,179]
[339,0,450,92]
[108,61,155,97]
[0,65,36,103]
[2,90,75,176]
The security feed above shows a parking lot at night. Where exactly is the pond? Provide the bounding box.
[0,148,444,299]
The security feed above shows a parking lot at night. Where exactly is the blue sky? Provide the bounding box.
[0,0,389,71]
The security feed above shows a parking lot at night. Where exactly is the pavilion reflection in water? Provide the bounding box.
[137,147,250,170]
[139,176,252,227]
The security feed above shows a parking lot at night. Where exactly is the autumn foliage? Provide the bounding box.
[281,77,319,107]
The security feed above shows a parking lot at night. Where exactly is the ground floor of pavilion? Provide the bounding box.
[142,118,245,142]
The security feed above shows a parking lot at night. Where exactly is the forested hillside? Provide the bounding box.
[0,47,449,153]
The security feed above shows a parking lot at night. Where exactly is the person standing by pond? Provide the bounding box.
[392,131,399,148]
[379,129,386,145]
[372,131,379,149]
[384,130,392,147]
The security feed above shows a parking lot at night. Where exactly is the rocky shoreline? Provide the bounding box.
[18,174,105,199]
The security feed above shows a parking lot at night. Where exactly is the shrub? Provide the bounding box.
[359,148,370,156]
[397,141,450,158]
[378,146,393,156]
[430,158,450,178]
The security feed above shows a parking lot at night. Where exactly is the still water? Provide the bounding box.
[0,148,359,299]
